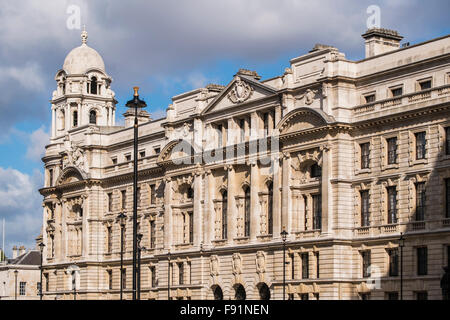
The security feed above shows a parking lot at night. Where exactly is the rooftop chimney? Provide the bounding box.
[12,245,18,259]
[19,245,26,256]
[362,28,403,58]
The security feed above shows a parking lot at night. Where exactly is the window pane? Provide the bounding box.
[302,253,309,279]
[416,183,426,221]
[387,137,397,164]
[417,247,428,276]
[392,87,403,97]
[360,143,370,169]
[313,194,322,230]
[387,187,397,224]
[415,132,426,160]
[419,81,431,91]
[361,190,370,227]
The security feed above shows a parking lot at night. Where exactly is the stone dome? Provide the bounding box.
[62,29,105,75]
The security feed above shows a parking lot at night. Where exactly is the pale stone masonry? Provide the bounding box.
[39,28,450,300]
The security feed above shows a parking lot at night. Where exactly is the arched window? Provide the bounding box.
[267,182,273,235]
[234,284,246,300]
[213,286,223,300]
[310,163,322,178]
[89,110,97,124]
[73,110,78,127]
[258,283,271,300]
[221,190,228,240]
[244,186,250,237]
[90,77,98,94]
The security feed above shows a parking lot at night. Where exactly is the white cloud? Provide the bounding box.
[25,126,50,162]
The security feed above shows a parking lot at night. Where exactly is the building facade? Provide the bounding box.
[0,246,42,300]
[39,28,450,300]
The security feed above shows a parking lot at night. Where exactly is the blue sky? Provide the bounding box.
[0,0,449,256]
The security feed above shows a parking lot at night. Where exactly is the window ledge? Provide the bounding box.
[356,168,371,175]
[410,159,428,166]
[382,164,399,171]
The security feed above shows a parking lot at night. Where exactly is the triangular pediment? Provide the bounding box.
[201,75,277,115]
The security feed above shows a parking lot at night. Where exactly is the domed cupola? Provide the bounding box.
[63,29,106,75]
[50,29,117,140]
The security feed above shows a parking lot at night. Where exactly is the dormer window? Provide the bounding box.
[89,110,97,124]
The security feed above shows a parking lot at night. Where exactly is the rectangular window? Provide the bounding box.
[239,119,245,143]
[121,190,126,210]
[178,263,184,285]
[150,266,156,288]
[107,270,113,290]
[107,193,113,212]
[360,143,370,169]
[312,194,322,230]
[150,184,156,205]
[362,251,371,278]
[387,137,397,164]
[111,157,118,165]
[416,291,428,300]
[301,253,309,279]
[387,292,399,300]
[419,80,432,91]
[365,94,376,104]
[263,113,269,137]
[37,283,41,296]
[154,147,161,154]
[125,154,131,162]
[391,87,403,97]
[107,226,112,253]
[415,132,426,160]
[315,252,320,278]
[361,190,370,227]
[189,212,194,244]
[122,269,127,289]
[136,186,141,207]
[150,220,156,248]
[139,150,146,158]
[388,248,399,277]
[44,273,49,291]
[446,127,450,156]
[446,179,450,219]
[19,282,26,296]
[217,124,223,148]
[416,182,426,221]
[290,254,295,280]
[417,247,428,276]
[387,187,397,224]
[49,169,53,187]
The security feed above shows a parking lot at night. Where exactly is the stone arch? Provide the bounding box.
[276,107,335,135]
[56,166,87,185]
[257,282,271,300]
[211,284,224,300]
[233,283,247,300]
[157,139,195,165]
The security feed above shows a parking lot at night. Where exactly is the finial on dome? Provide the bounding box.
[81,25,88,45]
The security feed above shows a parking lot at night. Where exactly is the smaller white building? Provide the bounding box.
[0,246,42,300]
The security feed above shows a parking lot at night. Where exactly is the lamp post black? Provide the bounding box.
[117,212,127,300]
[137,233,143,300]
[125,87,147,300]
[399,232,405,300]
[38,242,45,300]
[14,270,18,300]
[281,227,288,301]
[168,250,171,300]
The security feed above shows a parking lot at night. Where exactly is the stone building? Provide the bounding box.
[0,246,42,300]
[39,28,450,300]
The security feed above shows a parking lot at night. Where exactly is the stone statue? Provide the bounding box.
[232,253,242,275]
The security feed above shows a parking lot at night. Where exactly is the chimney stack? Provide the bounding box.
[12,245,18,259]
[362,28,403,58]
[19,245,26,256]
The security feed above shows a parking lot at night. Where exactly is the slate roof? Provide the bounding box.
[7,250,41,266]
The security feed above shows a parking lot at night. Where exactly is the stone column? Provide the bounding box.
[51,106,56,137]
[272,158,282,239]
[281,152,292,233]
[226,165,236,242]
[250,111,259,140]
[250,161,259,241]
[82,194,89,258]
[65,104,70,131]
[164,178,173,249]
[321,145,332,235]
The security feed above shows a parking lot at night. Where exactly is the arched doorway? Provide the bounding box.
[258,283,271,300]
[212,286,223,300]
[234,284,246,300]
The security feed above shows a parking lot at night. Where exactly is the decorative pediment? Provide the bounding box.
[277,107,334,135]
[201,75,277,115]
[157,139,195,165]
[56,166,87,185]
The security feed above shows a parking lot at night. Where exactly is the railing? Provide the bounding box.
[411,221,426,231]
[353,84,450,115]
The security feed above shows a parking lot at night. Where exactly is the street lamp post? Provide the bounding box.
[38,242,45,300]
[281,227,288,301]
[14,270,18,300]
[399,233,405,300]
[137,233,143,300]
[117,212,127,300]
[125,87,147,301]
